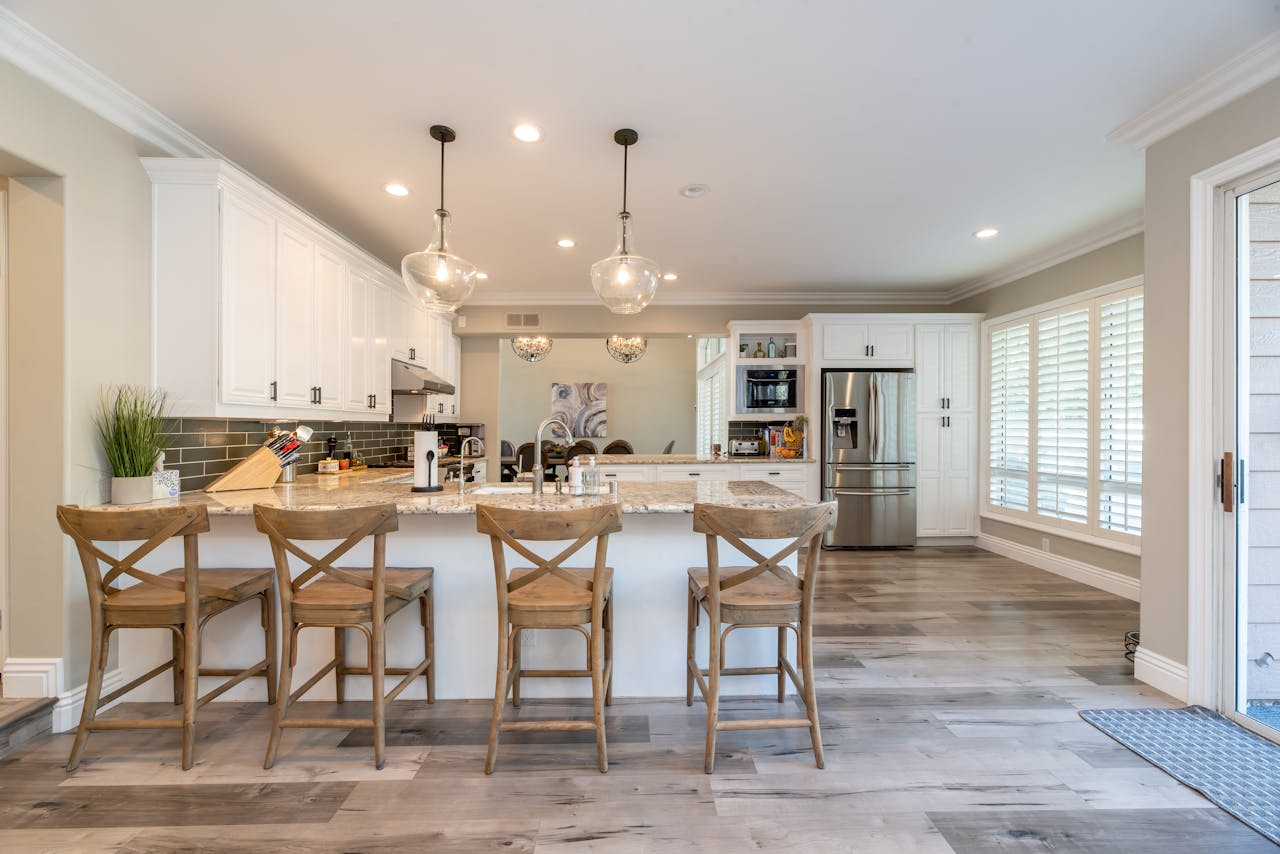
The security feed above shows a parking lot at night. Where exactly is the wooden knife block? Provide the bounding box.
[204,446,283,492]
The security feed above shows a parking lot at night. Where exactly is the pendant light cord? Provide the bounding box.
[439,135,446,213]
[621,143,629,254]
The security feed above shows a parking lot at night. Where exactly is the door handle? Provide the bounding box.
[269,381,277,402]
[409,347,416,360]
[1223,451,1235,513]
[832,489,913,496]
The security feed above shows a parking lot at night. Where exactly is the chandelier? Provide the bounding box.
[402,125,478,313]
[511,336,553,363]
[605,335,647,364]
[590,129,662,315]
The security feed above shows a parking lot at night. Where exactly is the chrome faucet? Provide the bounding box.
[533,417,573,495]
[458,436,484,495]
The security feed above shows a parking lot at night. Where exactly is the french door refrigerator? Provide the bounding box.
[822,370,917,548]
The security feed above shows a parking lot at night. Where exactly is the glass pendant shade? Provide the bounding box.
[605,334,647,363]
[591,212,661,315]
[511,335,553,362]
[403,209,477,313]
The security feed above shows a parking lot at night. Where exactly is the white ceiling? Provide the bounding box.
[4,0,1278,303]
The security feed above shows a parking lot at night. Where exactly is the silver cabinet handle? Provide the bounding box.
[269,381,277,401]
[832,489,913,496]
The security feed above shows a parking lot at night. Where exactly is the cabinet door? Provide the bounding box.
[390,293,413,361]
[915,415,944,537]
[220,195,277,405]
[369,283,392,414]
[867,323,914,362]
[451,334,462,418]
[273,223,315,409]
[821,323,869,361]
[738,464,809,498]
[344,272,370,411]
[915,324,945,411]
[942,412,976,534]
[314,247,346,408]
[944,324,977,411]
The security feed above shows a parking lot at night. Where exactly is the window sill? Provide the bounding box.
[979,511,1141,556]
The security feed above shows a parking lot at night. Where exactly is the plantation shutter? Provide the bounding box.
[1036,307,1090,525]
[989,322,1031,511]
[696,362,727,456]
[1097,291,1143,535]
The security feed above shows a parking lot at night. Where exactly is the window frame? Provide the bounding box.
[980,275,1143,554]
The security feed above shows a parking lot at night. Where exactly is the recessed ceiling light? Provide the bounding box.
[513,123,543,143]
[662,272,678,281]
[557,238,576,248]
[973,227,999,239]
[384,183,409,197]
[476,272,488,280]
[679,184,710,199]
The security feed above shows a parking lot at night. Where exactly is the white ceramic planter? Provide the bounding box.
[111,475,154,505]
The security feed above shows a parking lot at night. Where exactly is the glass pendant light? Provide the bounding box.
[591,129,662,315]
[402,125,477,313]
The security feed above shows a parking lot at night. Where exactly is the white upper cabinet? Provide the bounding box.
[916,323,977,412]
[146,158,398,421]
[817,320,914,365]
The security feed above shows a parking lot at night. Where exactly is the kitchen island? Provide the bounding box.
[107,472,819,704]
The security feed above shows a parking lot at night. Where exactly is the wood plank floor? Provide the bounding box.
[0,546,1273,852]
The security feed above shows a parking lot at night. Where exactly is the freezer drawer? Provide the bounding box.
[825,463,915,489]
[822,487,917,549]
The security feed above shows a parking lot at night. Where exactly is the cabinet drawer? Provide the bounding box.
[596,466,652,482]
[657,466,739,481]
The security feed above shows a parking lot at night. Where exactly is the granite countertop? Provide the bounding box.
[89,468,814,516]
[583,454,817,465]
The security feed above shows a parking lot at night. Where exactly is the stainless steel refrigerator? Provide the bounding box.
[822,370,917,548]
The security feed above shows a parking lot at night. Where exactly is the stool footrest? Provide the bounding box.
[717,718,811,732]
[282,718,374,729]
[516,667,590,679]
[500,720,596,732]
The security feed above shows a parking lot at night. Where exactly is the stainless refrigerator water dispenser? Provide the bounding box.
[822,370,917,548]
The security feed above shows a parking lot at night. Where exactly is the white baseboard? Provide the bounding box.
[917,536,980,547]
[1135,647,1190,702]
[977,533,1141,601]
[2,657,63,698]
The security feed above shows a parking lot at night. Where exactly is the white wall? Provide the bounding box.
[497,337,696,455]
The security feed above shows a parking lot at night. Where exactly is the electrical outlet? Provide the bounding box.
[1041,537,1051,553]
[457,315,467,328]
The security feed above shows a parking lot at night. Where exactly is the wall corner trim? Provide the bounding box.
[976,532,1141,602]
[51,669,125,734]
[1108,30,1280,149]
[1134,647,1190,702]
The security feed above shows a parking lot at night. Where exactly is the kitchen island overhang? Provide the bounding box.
[105,475,821,704]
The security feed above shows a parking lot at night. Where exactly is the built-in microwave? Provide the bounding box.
[736,365,804,415]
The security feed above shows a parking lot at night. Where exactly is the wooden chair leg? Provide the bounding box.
[686,590,696,706]
[421,590,435,704]
[334,626,346,703]
[800,617,824,769]
[371,620,387,771]
[604,596,614,707]
[264,621,294,770]
[511,628,522,708]
[591,611,608,774]
[262,591,278,706]
[485,621,511,775]
[67,614,107,772]
[171,628,183,706]
[181,612,200,771]
[777,626,787,703]
[704,620,722,774]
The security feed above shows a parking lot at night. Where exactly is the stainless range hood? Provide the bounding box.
[391,358,455,396]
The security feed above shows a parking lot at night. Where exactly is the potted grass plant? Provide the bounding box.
[95,385,168,504]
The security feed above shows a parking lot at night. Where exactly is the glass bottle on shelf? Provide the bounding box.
[767,337,778,359]
[752,341,765,358]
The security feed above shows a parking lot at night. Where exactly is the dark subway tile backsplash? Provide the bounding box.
[160,419,466,493]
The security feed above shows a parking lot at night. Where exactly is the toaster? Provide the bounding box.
[729,439,763,456]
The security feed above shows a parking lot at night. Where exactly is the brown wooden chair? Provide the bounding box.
[601,440,633,455]
[253,503,434,770]
[475,503,622,773]
[686,501,837,773]
[56,504,276,771]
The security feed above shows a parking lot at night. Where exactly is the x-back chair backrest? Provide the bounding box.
[253,504,400,600]
[692,502,837,610]
[475,503,623,607]
[55,504,228,602]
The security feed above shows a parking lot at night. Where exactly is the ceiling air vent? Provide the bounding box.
[505,312,541,330]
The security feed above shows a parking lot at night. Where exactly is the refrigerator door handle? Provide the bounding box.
[832,489,914,496]
[868,374,879,461]
[834,464,912,470]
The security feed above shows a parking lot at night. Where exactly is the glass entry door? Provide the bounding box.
[1223,174,1280,738]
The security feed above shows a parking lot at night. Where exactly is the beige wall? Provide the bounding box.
[497,337,696,456]
[459,337,501,481]
[952,232,1146,580]
[1143,78,1280,670]
[1,59,156,691]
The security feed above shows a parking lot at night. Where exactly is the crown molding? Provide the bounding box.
[1109,30,1280,150]
[945,211,1144,304]
[0,7,219,158]
[466,288,951,308]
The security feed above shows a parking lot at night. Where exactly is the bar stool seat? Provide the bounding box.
[291,567,433,623]
[103,567,273,623]
[508,566,614,622]
[687,567,801,624]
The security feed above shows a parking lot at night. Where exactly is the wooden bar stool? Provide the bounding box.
[56,504,276,771]
[475,503,622,774]
[686,501,836,773]
[253,503,433,770]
